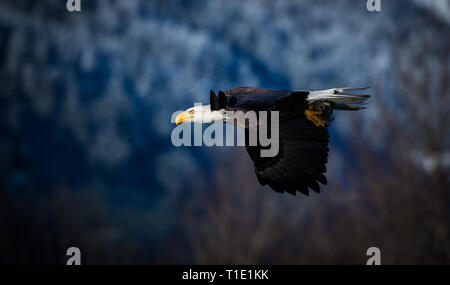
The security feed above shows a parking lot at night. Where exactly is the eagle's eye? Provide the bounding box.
[188,110,195,115]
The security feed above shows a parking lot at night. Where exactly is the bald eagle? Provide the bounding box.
[175,87,369,196]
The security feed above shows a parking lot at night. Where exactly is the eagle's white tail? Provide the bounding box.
[306,86,370,110]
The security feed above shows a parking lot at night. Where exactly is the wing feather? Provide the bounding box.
[215,86,330,196]
[243,91,330,196]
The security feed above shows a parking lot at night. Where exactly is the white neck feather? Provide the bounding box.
[205,105,226,123]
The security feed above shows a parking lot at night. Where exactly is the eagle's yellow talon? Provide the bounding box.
[305,105,326,127]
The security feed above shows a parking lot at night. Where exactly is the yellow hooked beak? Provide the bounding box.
[175,112,193,125]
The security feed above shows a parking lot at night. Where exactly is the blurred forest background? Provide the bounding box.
[0,0,449,264]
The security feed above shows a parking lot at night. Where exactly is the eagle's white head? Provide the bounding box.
[175,105,225,125]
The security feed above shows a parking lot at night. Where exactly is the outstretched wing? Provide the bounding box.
[222,87,293,111]
[214,87,329,196]
[209,86,368,195]
[245,93,329,196]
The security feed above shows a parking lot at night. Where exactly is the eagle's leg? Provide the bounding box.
[305,105,326,127]
[305,102,334,127]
